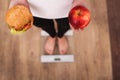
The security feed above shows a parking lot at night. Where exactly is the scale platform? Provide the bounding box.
[41,54,74,63]
[40,30,74,63]
[41,30,73,36]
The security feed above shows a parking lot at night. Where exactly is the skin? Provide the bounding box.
[9,0,88,54]
[9,0,29,8]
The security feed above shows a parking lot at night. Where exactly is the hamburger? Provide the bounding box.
[5,5,33,34]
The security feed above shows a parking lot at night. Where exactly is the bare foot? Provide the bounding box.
[57,36,69,54]
[44,36,56,55]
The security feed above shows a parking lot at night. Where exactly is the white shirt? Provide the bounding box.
[28,0,73,19]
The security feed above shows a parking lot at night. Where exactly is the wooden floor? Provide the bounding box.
[0,0,113,80]
[107,0,120,80]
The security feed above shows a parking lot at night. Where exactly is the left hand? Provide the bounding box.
[72,0,87,8]
[72,1,80,8]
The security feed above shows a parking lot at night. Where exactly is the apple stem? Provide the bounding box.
[78,10,81,16]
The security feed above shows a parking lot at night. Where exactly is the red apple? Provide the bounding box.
[68,5,91,30]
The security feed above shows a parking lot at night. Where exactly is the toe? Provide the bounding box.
[60,49,67,55]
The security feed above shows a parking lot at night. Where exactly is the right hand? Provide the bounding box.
[8,0,32,15]
[9,0,30,9]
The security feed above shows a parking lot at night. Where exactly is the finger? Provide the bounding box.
[69,23,75,31]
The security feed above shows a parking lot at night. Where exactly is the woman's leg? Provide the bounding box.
[33,16,56,54]
[55,18,70,54]
[33,16,56,37]
[55,18,70,38]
